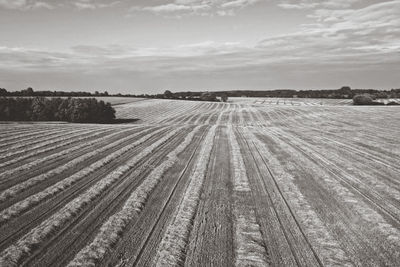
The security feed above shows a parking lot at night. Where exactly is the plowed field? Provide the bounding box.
[0,98,399,266]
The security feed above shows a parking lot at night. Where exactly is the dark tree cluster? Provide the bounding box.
[1,86,400,103]
[353,94,399,106]
[159,87,400,100]
[0,87,109,97]
[160,90,222,102]
[0,97,115,123]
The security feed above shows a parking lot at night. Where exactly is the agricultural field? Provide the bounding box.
[0,98,399,266]
[230,97,353,106]
[229,97,400,106]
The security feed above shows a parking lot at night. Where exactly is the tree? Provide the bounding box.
[164,90,173,99]
[0,88,7,96]
[220,93,228,102]
[22,87,34,96]
[339,86,351,92]
[200,92,217,101]
[0,97,116,123]
[353,94,378,105]
[31,97,50,120]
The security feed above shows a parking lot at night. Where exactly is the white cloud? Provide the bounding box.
[0,0,120,10]
[73,0,121,10]
[1,1,399,91]
[257,0,400,67]
[0,0,259,13]
[222,0,260,9]
[1,1,399,72]
[0,0,27,9]
[131,0,262,16]
[0,0,55,10]
[142,3,192,13]
[277,0,362,10]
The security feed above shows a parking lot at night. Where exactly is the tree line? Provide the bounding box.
[142,87,400,100]
[0,87,109,97]
[352,94,399,106]
[0,97,115,123]
[1,86,399,101]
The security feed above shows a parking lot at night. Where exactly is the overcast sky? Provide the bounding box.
[0,0,399,93]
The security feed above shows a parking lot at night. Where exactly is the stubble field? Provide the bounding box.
[0,98,399,266]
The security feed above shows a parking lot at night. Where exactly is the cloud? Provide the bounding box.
[1,1,399,91]
[0,0,27,9]
[0,0,55,10]
[221,0,260,9]
[253,0,400,76]
[0,0,120,10]
[2,0,399,72]
[131,0,262,17]
[277,0,362,10]
[0,0,260,14]
[141,3,193,13]
[1,37,399,92]
[73,0,121,10]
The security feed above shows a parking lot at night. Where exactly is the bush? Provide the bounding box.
[0,97,115,123]
[353,94,374,105]
[200,92,218,101]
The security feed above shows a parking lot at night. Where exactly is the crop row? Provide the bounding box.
[153,125,216,266]
[0,129,112,180]
[227,126,269,266]
[246,127,352,266]
[0,128,71,153]
[0,127,164,224]
[67,125,202,266]
[0,127,61,144]
[0,127,146,202]
[0,128,105,170]
[0,128,96,160]
[0,126,185,266]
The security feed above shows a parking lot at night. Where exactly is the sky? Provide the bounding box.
[0,0,399,94]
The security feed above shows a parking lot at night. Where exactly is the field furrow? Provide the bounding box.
[0,126,185,266]
[25,127,195,267]
[0,128,106,170]
[236,127,323,266]
[66,125,202,266]
[1,97,398,266]
[0,127,167,225]
[0,127,148,203]
[100,126,208,267]
[153,125,217,266]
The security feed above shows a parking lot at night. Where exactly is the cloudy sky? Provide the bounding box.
[0,0,399,93]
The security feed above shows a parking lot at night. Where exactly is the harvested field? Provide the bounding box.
[0,97,399,266]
